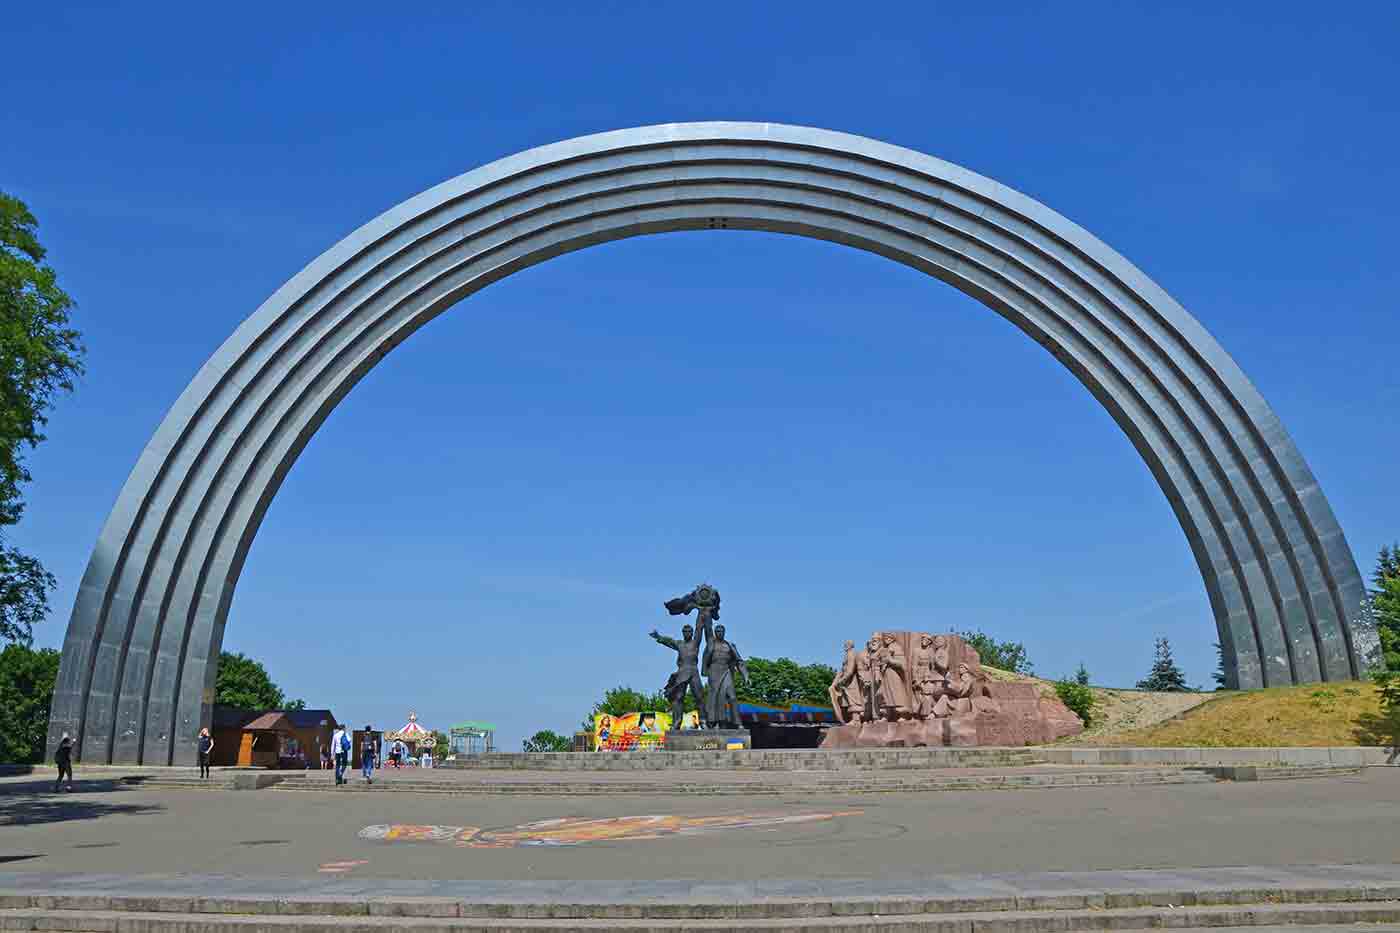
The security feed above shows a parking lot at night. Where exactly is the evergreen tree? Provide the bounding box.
[1372,544,1400,672]
[1212,641,1229,689]
[1073,663,1090,686]
[1137,637,1189,691]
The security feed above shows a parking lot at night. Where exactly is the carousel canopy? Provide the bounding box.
[385,711,434,745]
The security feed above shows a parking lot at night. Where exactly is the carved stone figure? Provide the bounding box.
[702,622,748,728]
[828,640,868,724]
[911,634,938,718]
[877,632,910,720]
[650,621,705,728]
[857,636,879,722]
[821,631,1083,748]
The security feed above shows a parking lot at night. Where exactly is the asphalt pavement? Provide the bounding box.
[1,768,1396,882]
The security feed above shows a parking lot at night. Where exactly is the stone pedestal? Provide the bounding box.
[665,729,752,751]
[820,685,1083,749]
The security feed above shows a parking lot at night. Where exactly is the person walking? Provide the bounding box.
[331,724,349,785]
[197,727,214,779]
[53,733,74,793]
[360,726,376,785]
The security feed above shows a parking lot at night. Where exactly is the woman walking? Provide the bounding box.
[197,727,214,779]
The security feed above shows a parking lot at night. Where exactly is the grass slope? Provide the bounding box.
[1088,681,1394,747]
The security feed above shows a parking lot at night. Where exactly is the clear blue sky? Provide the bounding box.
[4,2,1397,748]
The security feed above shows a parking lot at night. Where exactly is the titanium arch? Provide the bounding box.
[48,123,1367,764]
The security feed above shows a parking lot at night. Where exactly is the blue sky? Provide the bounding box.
[4,2,1397,748]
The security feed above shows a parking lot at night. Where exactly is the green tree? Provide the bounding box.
[431,730,450,760]
[1372,544,1400,672]
[0,642,60,763]
[1137,637,1189,692]
[522,729,572,752]
[214,651,304,710]
[582,685,672,729]
[1212,641,1229,690]
[0,194,84,644]
[739,657,836,705]
[960,630,1032,673]
[1073,663,1090,686]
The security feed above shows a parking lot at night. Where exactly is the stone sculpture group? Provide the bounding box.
[650,584,749,730]
[822,631,1084,748]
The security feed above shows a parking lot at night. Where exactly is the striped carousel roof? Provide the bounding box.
[386,712,433,743]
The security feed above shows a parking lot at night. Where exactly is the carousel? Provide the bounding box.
[384,712,436,765]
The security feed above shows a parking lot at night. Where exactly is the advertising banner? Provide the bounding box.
[592,711,672,751]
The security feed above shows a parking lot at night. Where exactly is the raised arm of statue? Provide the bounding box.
[732,644,748,682]
[650,630,680,651]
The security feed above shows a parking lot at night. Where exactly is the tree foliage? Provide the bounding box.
[582,685,674,729]
[960,630,1032,674]
[1212,642,1229,690]
[1137,637,1189,692]
[214,651,304,711]
[0,194,84,644]
[431,730,450,760]
[1372,544,1400,673]
[522,729,573,753]
[1073,663,1090,686]
[738,657,836,706]
[0,642,60,763]
[1054,678,1095,727]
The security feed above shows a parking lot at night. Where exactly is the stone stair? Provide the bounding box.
[439,747,1047,771]
[3,883,1400,931]
[261,767,1220,795]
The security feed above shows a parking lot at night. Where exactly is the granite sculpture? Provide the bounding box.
[822,632,1083,747]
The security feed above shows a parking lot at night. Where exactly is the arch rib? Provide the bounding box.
[47,123,1366,764]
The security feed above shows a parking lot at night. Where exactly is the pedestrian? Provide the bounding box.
[360,726,376,784]
[197,727,214,779]
[53,733,74,793]
[331,724,349,785]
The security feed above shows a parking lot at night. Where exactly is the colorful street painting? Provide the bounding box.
[358,809,863,849]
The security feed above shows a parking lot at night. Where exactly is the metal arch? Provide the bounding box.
[47,123,1368,765]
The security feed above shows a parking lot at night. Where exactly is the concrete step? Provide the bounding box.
[3,898,1399,931]
[440,747,1047,772]
[257,768,1220,795]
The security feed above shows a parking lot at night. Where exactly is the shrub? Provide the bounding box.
[1054,679,1095,727]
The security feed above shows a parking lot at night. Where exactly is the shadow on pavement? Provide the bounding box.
[0,784,164,826]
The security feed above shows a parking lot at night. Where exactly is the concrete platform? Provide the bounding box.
[3,864,1400,930]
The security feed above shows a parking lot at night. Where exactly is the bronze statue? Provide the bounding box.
[658,584,722,729]
[702,622,748,728]
[650,622,705,729]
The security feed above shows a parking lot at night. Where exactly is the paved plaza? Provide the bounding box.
[2,768,1396,882]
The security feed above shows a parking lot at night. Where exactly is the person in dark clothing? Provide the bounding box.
[197,727,214,779]
[360,726,376,784]
[54,733,74,792]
